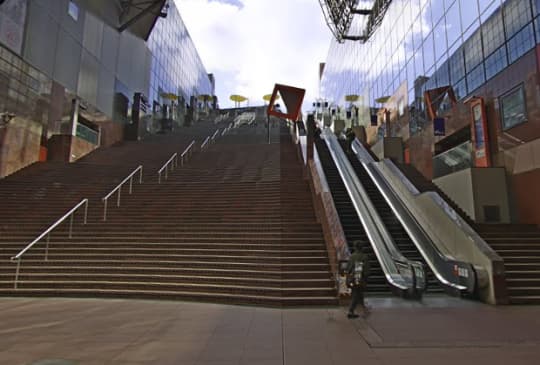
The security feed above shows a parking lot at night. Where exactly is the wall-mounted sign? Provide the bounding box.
[434,117,445,136]
[470,98,491,167]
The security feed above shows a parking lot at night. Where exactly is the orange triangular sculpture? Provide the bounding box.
[266,83,305,121]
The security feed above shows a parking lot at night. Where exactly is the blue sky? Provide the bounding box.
[209,0,243,8]
[174,0,331,110]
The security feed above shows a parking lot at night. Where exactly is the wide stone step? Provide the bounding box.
[0,247,328,257]
[6,259,331,271]
[0,273,334,288]
[507,286,540,296]
[0,265,332,279]
[2,252,330,262]
[0,280,336,297]
[0,242,327,250]
[0,288,338,307]
[508,296,540,305]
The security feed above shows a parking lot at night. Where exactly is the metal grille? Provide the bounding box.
[318,0,393,43]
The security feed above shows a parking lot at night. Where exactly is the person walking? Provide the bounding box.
[346,241,370,318]
[345,128,356,154]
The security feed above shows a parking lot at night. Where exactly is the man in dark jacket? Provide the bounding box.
[345,128,355,154]
[346,241,370,318]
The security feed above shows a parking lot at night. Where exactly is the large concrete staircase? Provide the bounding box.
[0,121,337,306]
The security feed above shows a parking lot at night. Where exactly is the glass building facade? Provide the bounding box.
[147,1,213,107]
[320,0,540,137]
[0,0,214,177]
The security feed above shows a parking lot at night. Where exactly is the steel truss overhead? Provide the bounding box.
[318,0,393,43]
[117,0,168,35]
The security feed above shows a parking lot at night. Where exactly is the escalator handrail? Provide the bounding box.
[321,129,424,295]
[352,140,475,294]
[380,158,497,259]
[313,146,330,193]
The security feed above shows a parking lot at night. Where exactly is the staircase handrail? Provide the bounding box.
[180,140,196,166]
[351,140,475,296]
[210,129,220,141]
[102,165,143,220]
[10,199,89,288]
[322,129,425,298]
[158,153,178,184]
[200,136,211,150]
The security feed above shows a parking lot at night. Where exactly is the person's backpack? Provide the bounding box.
[346,261,365,288]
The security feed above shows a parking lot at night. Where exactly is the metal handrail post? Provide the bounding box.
[11,199,89,288]
[83,200,88,224]
[69,214,74,238]
[117,186,121,207]
[14,259,21,289]
[102,166,143,220]
[158,153,178,183]
[103,199,108,221]
[45,233,50,261]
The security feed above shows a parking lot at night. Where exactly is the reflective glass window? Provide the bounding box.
[507,23,535,63]
[407,59,416,90]
[485,45,508,80]
[445,0,462,47]
[464,29,483,71]
[536,16,540,43]
[423,32,436,71]
[404,28,415,60]
[435,60,450,87]
[431,0,446,25]
[414,46,425,76]
[460,0,480,32]
[422,1,433,29]
[433,19,448,62]
[412,15,424,48]
[504,0,533,38]
[466,63,485,92]
[480,0,500,22]
[453,77,467,99]
[500,85,527,129]
[482,11,505,56]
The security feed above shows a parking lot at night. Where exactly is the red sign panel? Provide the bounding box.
[266,83,305,121]
[470,98,491,167]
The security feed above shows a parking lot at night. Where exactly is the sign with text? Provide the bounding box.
[434,117,445,136]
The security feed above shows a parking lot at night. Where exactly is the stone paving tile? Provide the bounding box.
[1,297,540,365]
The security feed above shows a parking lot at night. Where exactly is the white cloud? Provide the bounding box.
[175,0,331,110]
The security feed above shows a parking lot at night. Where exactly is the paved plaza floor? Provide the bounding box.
[1,295,540,365]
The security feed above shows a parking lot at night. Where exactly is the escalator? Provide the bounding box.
[315,137,388,294]
[314,127,480,298]
[341,140,443,293]
[394,162,540,304]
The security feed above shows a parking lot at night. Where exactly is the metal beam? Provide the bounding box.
[351,9,371,15]
[117,0,164,33]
